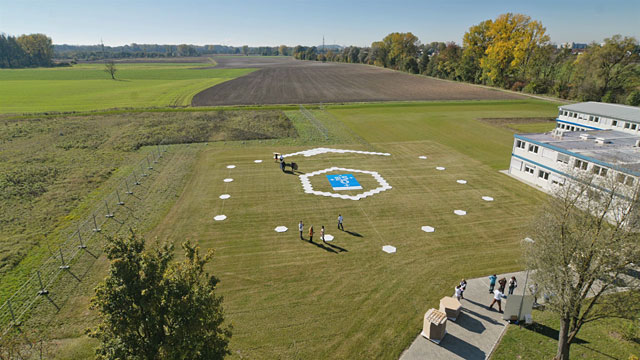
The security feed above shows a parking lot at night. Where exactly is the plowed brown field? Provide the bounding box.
[192,56,525,106]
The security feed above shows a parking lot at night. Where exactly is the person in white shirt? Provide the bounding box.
[338,214,344,231]
[489,289,505,313]
[454,285,463,301]
[299,221,304,240]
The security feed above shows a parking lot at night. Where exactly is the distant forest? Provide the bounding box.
[293,13,640,106]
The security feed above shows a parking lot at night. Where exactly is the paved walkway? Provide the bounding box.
[400,271,529,360]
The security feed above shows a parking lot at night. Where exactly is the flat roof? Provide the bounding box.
[559,102,640,123]
[517,129,640,175]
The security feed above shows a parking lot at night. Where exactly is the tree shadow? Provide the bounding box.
[344,230,363,237]
[523,323,588,344]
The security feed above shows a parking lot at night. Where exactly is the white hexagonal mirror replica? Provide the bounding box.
[299,167,392,201]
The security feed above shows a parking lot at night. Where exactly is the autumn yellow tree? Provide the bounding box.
[380,32,420,70]
[480,13,549,88]
[461,20,493,83]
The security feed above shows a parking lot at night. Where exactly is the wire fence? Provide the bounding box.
[0,144,169,338]
[299,105,329,140]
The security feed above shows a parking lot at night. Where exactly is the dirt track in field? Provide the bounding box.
[192,56,525,106]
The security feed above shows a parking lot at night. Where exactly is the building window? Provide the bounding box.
[557,153,570,164]
[625,122,630,129]
[552,179,565,186]
[612,120,618,126]
[573,113,578,118]
[524,164,535,175]
[574,159,588,171]
[528,144,539,154]
[632,124,637,131]
[617,173,635,186]
[592,165,608,177]
[594,117,600,123]
[538,170,550,180]
[589,115,594,122]
[515,140,526,149]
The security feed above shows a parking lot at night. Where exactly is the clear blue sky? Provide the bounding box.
[1,0,638,47]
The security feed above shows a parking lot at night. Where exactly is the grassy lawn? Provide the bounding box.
[492,293,640,359]
[138,100,560,358]
[0,63,255,113]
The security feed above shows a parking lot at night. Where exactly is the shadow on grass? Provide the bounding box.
[344,230,363,237]
[303,239,337,253]
[523,323,588,345]
[326,242,348,252]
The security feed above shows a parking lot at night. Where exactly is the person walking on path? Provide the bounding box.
[489,274,497,293]
[338,214,344,231]
[321,225,325,242]
[498,277,507,293]
[299,221,304,240]
[508,276,518,295]
[459,279,467,300]
[308,226,314,243]
[454,285,462,302]
[489,289,505,313]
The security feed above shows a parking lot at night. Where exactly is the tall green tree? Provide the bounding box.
[16,33,53,66]
[570,35,640,103]
[89,232,231,360]
[461,20,493,83]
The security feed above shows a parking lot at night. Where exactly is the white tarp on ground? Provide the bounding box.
[454,210,467,216]
[324,234,334,241]
[421,226,435,233]
[227,165,236,169]
[223,178,234,183]
[382,245,396,254]
[214,215,227,221]
[219,194,231,199]
[436,167,446,171]
[419,156,427,159]
[274,226,288,232]
[282,147,391,158]
[254,160,263,163]
[457,180,467,184]
[482,196,494,201]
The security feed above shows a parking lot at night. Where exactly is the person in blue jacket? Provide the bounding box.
[489,274,497,293]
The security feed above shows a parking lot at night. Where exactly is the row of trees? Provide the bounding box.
[297,13,640,106]
[54,43,293,61]
[0,33,53,68]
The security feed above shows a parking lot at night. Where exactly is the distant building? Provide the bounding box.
[559,42,588,53]
[509,102,640,193]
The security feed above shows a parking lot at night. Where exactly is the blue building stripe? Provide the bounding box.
[513,134,640,177]
[555,118,602,130]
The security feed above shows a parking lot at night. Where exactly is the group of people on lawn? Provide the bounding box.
[298,215,344,243]
[452,274,519,313]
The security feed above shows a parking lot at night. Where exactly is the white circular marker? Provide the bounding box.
[324,234,334,241]
[214,215,227,221]
[274,226,288,232]
[219,194,231,199]
[254,160,263,163]
[457,180,467,184]
[421,226,435,233]
[382,245,396,254]
[223,178,233,183]
[436,167,446,171]
[482,196,494,202]
[227,165,236,169]
[419,156,427,159]
[454,210,467,216]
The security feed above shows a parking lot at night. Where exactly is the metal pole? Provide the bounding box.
[133,171,140,185]
[77,226,87,249]
[141,163,148,177]
[8,300,17,324]
[125,180,133,195]
[147,155,153,170]
[105,200,114,218]
[116,189,124,206]
[37,270,49,295]
[92,214,101,232]
[59,248,69,269]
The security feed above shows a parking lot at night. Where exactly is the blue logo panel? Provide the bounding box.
[326,174,363,191]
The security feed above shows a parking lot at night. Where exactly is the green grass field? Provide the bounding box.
[0,63,255,113]
[137,100,563,358]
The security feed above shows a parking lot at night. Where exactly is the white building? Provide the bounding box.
[509,102,640,194]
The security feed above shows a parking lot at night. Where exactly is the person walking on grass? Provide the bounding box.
[309,226,314,243]
[459,279,467,300]
[489,274,497,293]
[508,276,518,295]
[489,288,505,313]
[498,277,507,293]
[299,221,304,240]
[338,214,344,231]
[454,285,462,302]
[321,225,325,242]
